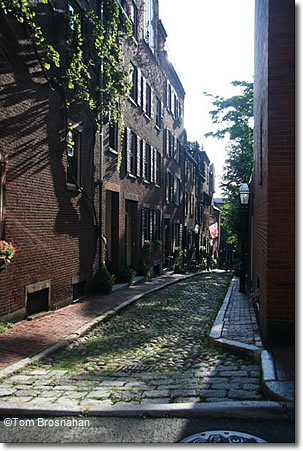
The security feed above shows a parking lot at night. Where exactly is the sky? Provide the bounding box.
[158,0,255,197]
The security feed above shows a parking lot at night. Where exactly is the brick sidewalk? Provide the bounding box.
[0,273,188,370]
[221,278,263,348]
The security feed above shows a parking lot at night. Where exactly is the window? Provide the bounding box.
[173,135,180,163]
[190,193,194,217]
[174,222,181,247]
[166,170,174,203]
[155,97,161,128]
[144,0,154,52]
[174,176,181,205]
[141,208,161,246]
[155,150,162,186]
[141,208,149,245]
[126,0,138,40]
[125,128,138,175]
[130,63,138,103]
[184,192,188,217]
[144,143,151,181]
[164,129,173,158]
[154,209,161,241]
[167,81,172,112]
[66,128,81,186]
[109,122,118,151]
[173,93,178,118]
[129,131,137,175]
[145,82,152,117]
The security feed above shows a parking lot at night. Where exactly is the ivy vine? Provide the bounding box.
[0,0,133,131]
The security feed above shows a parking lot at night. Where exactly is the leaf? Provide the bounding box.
[44,62,50,70]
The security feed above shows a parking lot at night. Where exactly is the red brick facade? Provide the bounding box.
[0,0,218,322]
[0,1,99,321]
[252,0,295,345]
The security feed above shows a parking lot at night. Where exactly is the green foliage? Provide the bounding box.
[94,263,115,294]
[0,240,16,264]
[117,266,136,286]
[173,246,183,260]
[0,322,14,334]
[0,0,132,132]
[136,258,151,279]
[203,81,254,247]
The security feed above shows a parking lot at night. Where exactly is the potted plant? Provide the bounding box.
[117,266,136,286]
[94,262,115,294]
[137,258,151,280]
[143,240,153,250]
[154,239,162,249]
[0,240,16,270]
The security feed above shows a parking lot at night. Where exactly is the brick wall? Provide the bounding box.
[0,2,99,321]
[253,0,294,345]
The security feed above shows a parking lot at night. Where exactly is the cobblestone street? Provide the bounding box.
[0,273,265,409]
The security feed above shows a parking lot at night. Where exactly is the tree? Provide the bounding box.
[203,81,253,246]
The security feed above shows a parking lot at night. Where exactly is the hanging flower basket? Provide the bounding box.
[0,241,16,270]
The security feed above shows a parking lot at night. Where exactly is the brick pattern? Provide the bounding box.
[252,0,294,345]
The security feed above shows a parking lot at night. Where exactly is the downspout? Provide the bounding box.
[98,0,104,272]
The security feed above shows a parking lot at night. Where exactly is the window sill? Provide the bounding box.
[127,173,137,179]
[128,97,138,107]
[143,113,152,121]
[108,148,119,155]
[155,184,161,189]
[154,125,161,132]
[143,179,151,184]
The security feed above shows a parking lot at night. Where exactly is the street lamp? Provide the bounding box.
[239,183,250,205]
[239,183,250,292]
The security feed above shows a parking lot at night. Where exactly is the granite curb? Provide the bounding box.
[208,277,294,404]
[0,401,289,420]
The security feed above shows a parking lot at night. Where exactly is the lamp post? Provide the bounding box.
[239,183,250,293]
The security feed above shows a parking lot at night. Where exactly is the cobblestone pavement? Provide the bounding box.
[0,273,264,408]
[0,273,190,369]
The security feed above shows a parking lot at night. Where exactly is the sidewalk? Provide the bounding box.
[0,272,294,406]
[209,277,294,404]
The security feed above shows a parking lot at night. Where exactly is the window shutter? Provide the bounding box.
[166,129,170,156]
[150,210,154,242]
[163,80,167,108]
[142,139,146,179]
[136,136,141,177]
[150,88,154,119]
[166,80,170,110]
[141,208,146,247]
[137,68,141,107]
[165,170,169,203]
[159,153,162,186]
[150,147,155,183]
[126,127,131,173]
[142,76,146,113]
[173,135,176,160]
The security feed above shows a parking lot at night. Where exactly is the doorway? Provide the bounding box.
[125,200,137,268]
[105,190,119,274]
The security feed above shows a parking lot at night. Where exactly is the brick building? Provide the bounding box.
[101,1,185,278]
[0,0,218,322]
[0,0,101,322]
[252,0,294,345]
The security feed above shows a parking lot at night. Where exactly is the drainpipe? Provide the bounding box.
[98,0,104,272]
